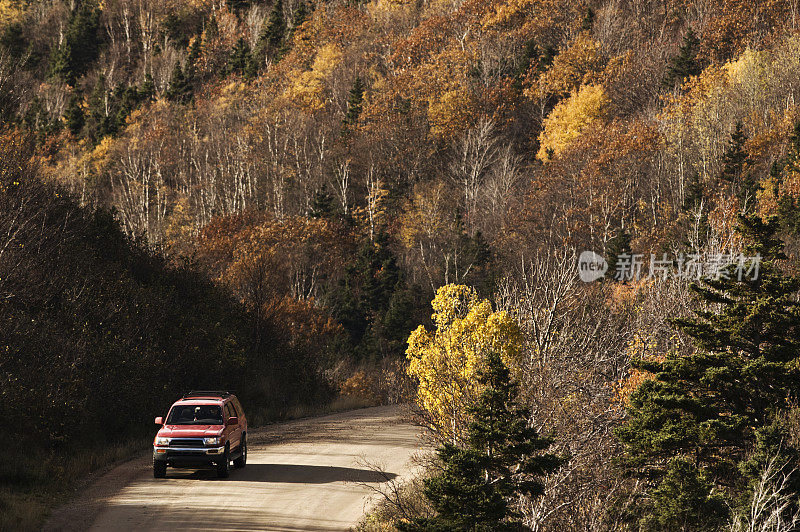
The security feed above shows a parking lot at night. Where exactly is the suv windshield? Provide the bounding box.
[166,404,223,425]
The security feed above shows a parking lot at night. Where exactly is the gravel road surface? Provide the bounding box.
[44,405,423,532]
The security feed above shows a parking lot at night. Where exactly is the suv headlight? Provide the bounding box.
[203,437,220,446]
[155,437,170,446]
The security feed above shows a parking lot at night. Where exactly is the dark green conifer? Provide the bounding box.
[285,0,310,50]
[185,35,203,81]
[163,12,189,48]
[23,96,46,131]
[0,22,26,59]
[254,0,286,67]
[265,0,286,50]
[64,94,85,137]
[166,62,192,103]
[310,185,335,218]
[292,1,309,33]
[605,229,632,281]
[399,350,563,531]
[616,214,800,530]
[227,37,253,78]
[206,14,219,40]
[663,29,702,90]
[539,45,556,70]
[329,233,403,354]
[511,40,538,92]
[776,122,800,234]
[581,7,595,31]
[683,172,704,212]
[343,76,364,126]
[139,74,156,102]
[86,75,109,141]
[719,121,755,209]
[50,0,102,84]
[113,84,140,133]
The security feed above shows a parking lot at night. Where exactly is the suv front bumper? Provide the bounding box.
[153,446,226,466]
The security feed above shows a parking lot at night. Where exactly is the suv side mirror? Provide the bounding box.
[155,416,164,425]
[226,416,238,426]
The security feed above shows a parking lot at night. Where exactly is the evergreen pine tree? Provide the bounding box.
[343,76,364,126]
[642,457,726,531]
[605,229,632,281]
[285,0,309,51]
[663,29,702,90]
[378,286,424,356]
[50,0,102,84]
[227,37,252,78]
[254,0,286,67]
[787,121,800,173]
[64,94,85,137]
[616,214,800,530]
[292,1,309,33]
[309,185,335,218]
[539,45,556,71]
[776,122,800,234]
[511,40,538,93]
[23,96,49,135]
[185,35,202,81]
[581,7,595,31]
[399,350,563,531]
[139,74,156,102]
[683,172,704,212]
[0,22,26,59]
[719,121,755,210]
[86,75,109,142]
[329,232,403,356]
[163,12,189,48]
[112,84,140,133]
[49,39,73,83]
[166,63,192,103]
[265,0,286,49]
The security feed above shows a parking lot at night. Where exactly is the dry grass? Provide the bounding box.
[0,438,149,531]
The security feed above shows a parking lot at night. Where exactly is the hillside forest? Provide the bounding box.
[4,0,800,529]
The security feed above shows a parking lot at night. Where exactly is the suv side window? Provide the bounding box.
[224,403,234,419]
[229,401,239,417]
[233,398,244,418]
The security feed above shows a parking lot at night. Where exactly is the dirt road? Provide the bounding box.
[44,405,424,532]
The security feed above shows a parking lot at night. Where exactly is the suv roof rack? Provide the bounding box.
[183,390,233,399]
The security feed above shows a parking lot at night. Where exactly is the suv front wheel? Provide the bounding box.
[233,435,247,468]
[153,461,166,479]
[216,446,230,478]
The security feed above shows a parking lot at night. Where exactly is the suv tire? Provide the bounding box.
[153,461,167,478]
[233,435,247,468]
[216,446,230,478]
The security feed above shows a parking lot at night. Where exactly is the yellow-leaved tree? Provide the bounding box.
[406,284,523,443]
[537,83,608,161]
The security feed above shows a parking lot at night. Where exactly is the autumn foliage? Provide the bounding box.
[5,0,800,528]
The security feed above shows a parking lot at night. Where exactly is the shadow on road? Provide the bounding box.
[167,464,397,484]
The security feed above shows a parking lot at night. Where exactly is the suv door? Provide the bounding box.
[224,402,241,450]
[232,397,246,430]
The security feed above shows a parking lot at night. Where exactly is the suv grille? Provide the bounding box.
[169,438,205,447]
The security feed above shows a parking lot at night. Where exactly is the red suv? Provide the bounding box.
[153,391,247,478]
